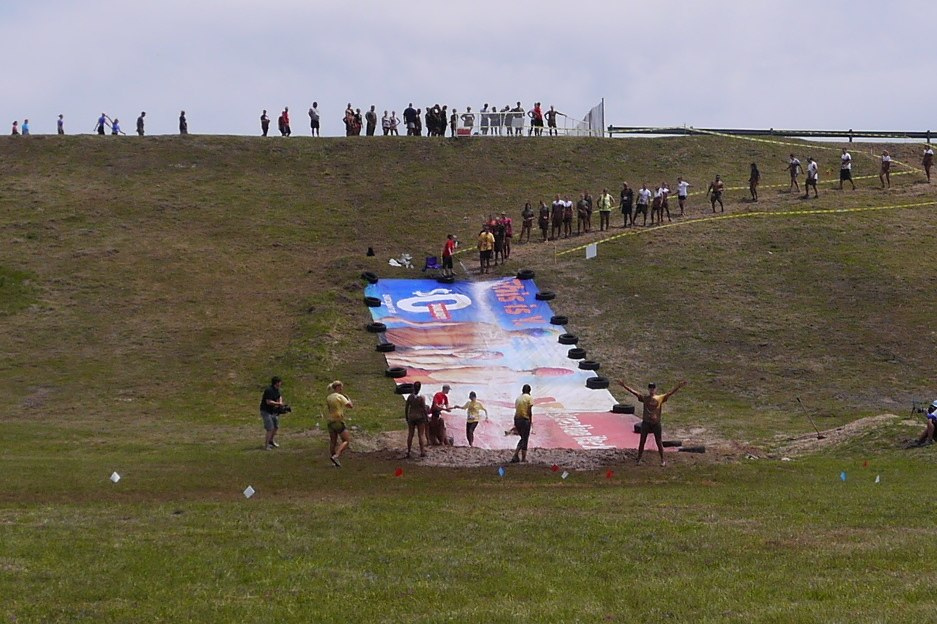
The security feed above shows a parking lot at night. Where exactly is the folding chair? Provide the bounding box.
[422,256,442,276]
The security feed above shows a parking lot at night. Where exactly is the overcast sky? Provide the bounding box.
[2,0,935,136]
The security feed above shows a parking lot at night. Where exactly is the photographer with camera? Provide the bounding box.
[326,380,353,467]
[260,376,288,450]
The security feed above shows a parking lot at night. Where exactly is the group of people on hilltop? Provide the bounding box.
[9,112,189,136]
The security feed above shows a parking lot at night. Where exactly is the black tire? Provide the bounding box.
[586,376,609,389]
[567,348,586,360]
[558,333,578,345]
[366,322,387,333]
[395,383,414,395]
[611,404,635,414]
[662,440,683,448]
[376,342,396,353]
[535,291,556,301]
[516,269,535,280]
[437,275,455,284]
[578,360,600,371]
[361,271,379,284]
[385,367,407,378]
[678,445,706,454]
[633,423,642,433]
[364,296,381,307]
[550,315,568,326]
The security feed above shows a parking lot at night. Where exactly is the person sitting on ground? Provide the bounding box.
[914,401,937,446]
[520,202,534,243]
[405,381,429,458]
[457,391,488,447]
[707,175,725,212]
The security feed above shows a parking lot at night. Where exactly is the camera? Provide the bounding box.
[274,404,292,415]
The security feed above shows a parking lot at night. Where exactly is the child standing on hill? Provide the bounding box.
[456,391,488,447]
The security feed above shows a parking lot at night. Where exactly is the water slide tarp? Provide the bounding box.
[365,278,642,450]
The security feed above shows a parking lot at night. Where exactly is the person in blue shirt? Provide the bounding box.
[111,119,121,135]
[96,113,108,135]
[57,114,64,135]
[22,119,30,135]
[914,401,937,447]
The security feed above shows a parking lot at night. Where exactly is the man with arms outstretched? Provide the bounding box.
[617,379,687,466]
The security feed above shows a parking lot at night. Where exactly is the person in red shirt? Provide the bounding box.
[429,385,453,446]
[442,234,456,278]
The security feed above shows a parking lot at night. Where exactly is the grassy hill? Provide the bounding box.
[2,135,937,622]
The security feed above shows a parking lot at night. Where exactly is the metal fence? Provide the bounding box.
[606,125,935,143]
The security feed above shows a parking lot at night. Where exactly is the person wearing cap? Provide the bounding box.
[259,376,285,450]
[803,157,819,198]
[913,401,937,446]
[429,384,453,446]
[326,380,353,466]
[617,379,687,466]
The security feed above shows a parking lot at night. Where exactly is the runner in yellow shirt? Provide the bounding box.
[456,391,489,447]
[477,225,495,274]
[325,380,353,467]
[597,188,615,232]
[510,384,533,463]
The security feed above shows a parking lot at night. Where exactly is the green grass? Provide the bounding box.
[1,135,936,622]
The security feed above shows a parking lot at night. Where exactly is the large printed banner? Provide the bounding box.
[365,278,642,450]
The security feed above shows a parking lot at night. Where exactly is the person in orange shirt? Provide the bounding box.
[617,379,687,467]
[477,225,495,274]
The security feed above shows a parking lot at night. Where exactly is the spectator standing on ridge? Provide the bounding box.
[635,183,652,226]
[381,110,391,135]
[491,104,503,135]
[260,110,270,136]
[279,107,289,136]
[528,102,544,136]
[365,105,377,136]
[509,384,533,463]
[511,102,525,136]
[500,105,511,135]
[617,379,687,467]
[390,111,401,136]
[839,148,855,190]
[924,146,934,183]
[21,119,30,136]
[442,233,456,278]
[480,104,490,135]
[749,163,760,201]
[538,200,550,241]
[325,380,353,467]
[545,106,563,136]
[179,110,188,135]
[57,114,64,135]
[676,177,690,215]
[576,193,589,235]
[477,224,495,274]
[598,187,615,231]
[96,113,108,135]
[880,150,892,188]
[785,153,803,193]
[460,107,475,135]
[803,157,819,198]
[110,118,121,135]
[353,108,363,135]
[403,103,417,135]
[259,376,285,450]
[620,182,634,227]
[449,108,458,137]
[707,175,725,212]
[520,202,534,242]
[413,108,422,136]
[11,120,19,135]
[136,112,146,137]
[309,103,320,137]
[404,381,429,459]
[456,391,488,447]
[425,107,435,136]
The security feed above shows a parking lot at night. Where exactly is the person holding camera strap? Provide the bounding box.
[260,376,285,450]
[326,380,353,467]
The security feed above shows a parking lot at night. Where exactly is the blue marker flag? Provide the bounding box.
[498,467,505,478]
[840,471,847,482]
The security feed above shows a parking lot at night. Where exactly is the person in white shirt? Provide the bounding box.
[922,146,934,183]
[389,111,400,136]
[635,183,652,226]
[381,111,391,136]
[803,157,819,198]
[879,150,892,188]
[785,154,803,193]
[839,148,855,190]
[676,177,691,215]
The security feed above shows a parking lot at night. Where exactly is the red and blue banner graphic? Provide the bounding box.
[366,278,643,450]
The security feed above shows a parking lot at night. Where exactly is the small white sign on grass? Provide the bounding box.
[109,472,121,483]
[585,244,597,260]
[243,486,256,499]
